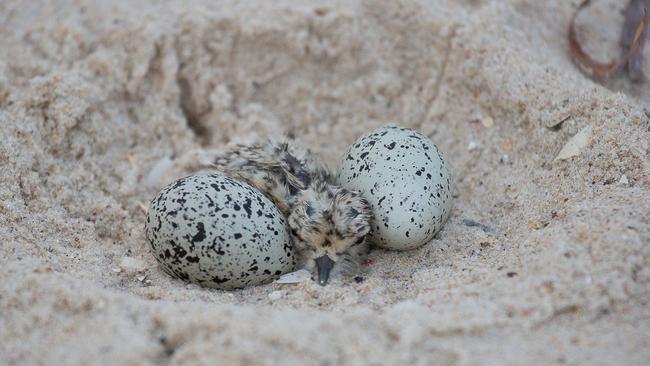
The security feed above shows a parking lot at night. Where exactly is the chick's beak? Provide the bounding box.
[315,255,335,286]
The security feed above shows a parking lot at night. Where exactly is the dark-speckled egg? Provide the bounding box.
[337,126,453,250]
[145,173,295,290]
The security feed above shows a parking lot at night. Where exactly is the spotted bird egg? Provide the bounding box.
[145,173,295,290]
[337,126,453,250]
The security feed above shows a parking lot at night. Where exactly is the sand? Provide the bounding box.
[1,0,649,364]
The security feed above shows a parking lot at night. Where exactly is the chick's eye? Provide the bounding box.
[305,204,314,217]
[354,237,365,245]
[290,228,299,236]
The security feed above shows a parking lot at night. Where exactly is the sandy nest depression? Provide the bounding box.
[1,0,649,364]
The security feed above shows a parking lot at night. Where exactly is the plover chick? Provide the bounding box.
[171,140,371,285]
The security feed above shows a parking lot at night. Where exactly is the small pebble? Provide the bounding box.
[619,174,629,185]
[481,116,494,128]
[467,141,480,151]
[145,156,175,188]
[120,257,147,274]
[275,269,312,284]
[268,290,285,301]
[137,275,152,286]
[462,219,496,235]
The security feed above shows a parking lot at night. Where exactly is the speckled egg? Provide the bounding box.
[145,173,295,290]
[337,126,453,250]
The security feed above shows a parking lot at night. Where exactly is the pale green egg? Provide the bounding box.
[337,126,453,250]
[145,173,295,289]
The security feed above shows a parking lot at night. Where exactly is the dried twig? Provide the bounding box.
[569,0,648,80]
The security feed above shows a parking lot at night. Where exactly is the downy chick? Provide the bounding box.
[172,140,371,285]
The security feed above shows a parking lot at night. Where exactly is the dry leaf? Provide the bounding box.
[568,0,647,80]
